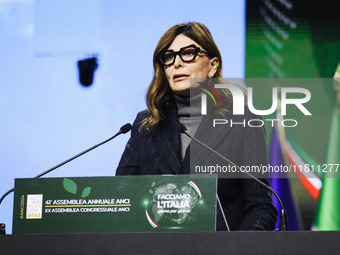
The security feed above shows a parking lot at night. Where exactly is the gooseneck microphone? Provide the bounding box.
[0,123,132,205]
[177,123,288,231]
[0,123,132,234]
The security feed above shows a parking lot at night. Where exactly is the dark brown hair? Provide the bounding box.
[142,22,229,130]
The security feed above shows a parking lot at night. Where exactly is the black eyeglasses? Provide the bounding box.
[159,44,209,66]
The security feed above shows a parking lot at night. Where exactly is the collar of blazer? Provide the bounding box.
[189,112,235,170]
[152,107,183,175]
[151,107,250,174]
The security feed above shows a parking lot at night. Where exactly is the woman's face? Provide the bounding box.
[164,34,218,96]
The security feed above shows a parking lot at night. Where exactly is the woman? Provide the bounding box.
[116,22,277,230]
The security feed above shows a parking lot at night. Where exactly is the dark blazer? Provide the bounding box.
[116,106,277,231]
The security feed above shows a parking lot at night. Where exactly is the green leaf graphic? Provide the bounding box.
[63,178,77,195]
[81,187,91,198]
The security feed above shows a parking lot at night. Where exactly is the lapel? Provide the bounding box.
[188,113,234,169]
[153,107,183,174]
[152,105,236,174]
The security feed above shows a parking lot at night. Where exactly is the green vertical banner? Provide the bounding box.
[13,175,217,234]
[314,108,340,230]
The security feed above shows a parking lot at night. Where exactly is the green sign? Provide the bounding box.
[13,175,217,234]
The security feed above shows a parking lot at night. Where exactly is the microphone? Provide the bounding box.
[178,123,288,231]
[0,123,132,234]
[119,123,133,134]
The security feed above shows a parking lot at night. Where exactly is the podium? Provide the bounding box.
[12,175,217,234]
[1,232,339,254]
[5,175,339,254]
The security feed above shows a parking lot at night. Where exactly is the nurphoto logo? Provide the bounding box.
[197,81,312,128]
[201,84,311,116]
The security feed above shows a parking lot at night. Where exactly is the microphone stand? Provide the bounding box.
[0,123,132,234]
[179,124,288,231]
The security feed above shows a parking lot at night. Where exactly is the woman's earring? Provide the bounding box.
[208,75,213,86]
